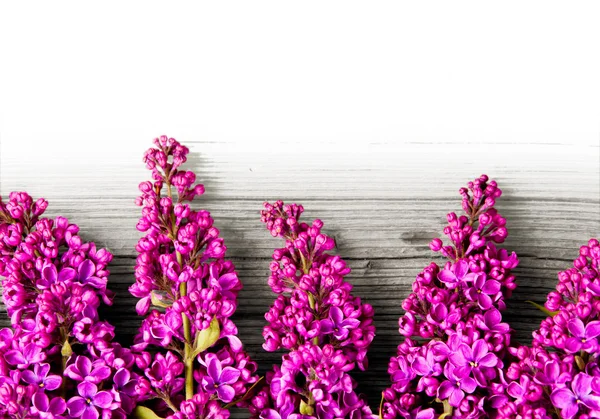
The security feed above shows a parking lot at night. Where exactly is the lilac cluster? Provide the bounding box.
[129,136,259,418]
[381,175,519,418]
[0,191,146,419]
[502,238,600,419]
[250,201,376,418]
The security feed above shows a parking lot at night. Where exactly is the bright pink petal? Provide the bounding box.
[21,370,38,385]
[218,273,238,290]
[461,377,477,394]
[206,354,221,381]
[329,306,343,325]
[49,398,66,415]
[93,391,113,408]
[586,321,600,339]
[437,381,454,400]
[67,397,87,417]
[478,294,493,310]
[78,381,98,399]
[551,388,575,409]
[438,270,457,284]
[481,279,501,295]
[412,357,431,375]
[564,337,583,353]
[58,267,76,282]
[216,384,236,403]
[44,375,62,391]
[78,260,95,280]
[478,353,498,368]
[454,260,469,280]
[448,387,464,407]
[4,350,26,366]
[507,382,524,399]
[220,367,241,385]
[82,406,99,419]
[567,318,585,339]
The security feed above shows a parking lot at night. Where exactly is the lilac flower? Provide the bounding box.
[466,273,500,309]
[564,318,600,353]
[503,239,600,418]
[209,263,240,300]
[67,381,113,419]
[201,353,241,403]
[438,365,477,407]
[112,368,138,413]
[77,259,106,289]
[437,259,478,288]
[449,339,498,385]
[320,306,361,340]
[551,373,600,419]
[382,176,518,418]
[0,191,148,418]
[253,201,375,418]
[130,135,259,418]
[22,363,62,391]
[476,308,510,334]
[32,392,66,419]
[4,343,45,368]
[64,356,111,384]
[38,263,76,289]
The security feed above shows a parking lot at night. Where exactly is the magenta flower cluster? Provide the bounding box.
[129,136,259,418]
[0,191,147,419]
[502,238,600,419]
[381,175,519,418]
[249,201,376,419]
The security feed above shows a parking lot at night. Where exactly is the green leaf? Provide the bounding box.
[299,399,314,415]
[132,406,165,419]
[525,300,559,317]
[191,317,220,358]
[151,292,171,308]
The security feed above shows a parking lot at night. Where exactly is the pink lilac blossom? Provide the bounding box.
[502,238,600,419]
[0,191,147,419]
[129,136,259,418]
[381,175,519,418]
[249,200,376,418]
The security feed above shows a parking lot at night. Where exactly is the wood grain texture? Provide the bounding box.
[1,138,599,414]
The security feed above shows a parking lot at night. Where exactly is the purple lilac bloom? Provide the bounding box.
[503,238,600,419]
[66,382,113,419]
[381,176,519,419]
[129,136,259,418]
[201,353,241,403]
[0,191,147,418]
[249,201,376,418]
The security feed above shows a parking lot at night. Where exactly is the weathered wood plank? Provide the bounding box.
[1,139,599,412]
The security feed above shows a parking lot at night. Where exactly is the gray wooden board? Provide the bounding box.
[1,139,599,415]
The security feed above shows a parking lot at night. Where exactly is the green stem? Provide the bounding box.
[178,251,194,400]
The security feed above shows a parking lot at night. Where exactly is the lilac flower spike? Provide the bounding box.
[503,238,600,418]
[129,136,259,418]
[0,191,147,418]
[382,175,519,418]
[250,201,376,418]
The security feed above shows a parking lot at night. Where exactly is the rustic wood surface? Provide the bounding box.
[1,138,599,413]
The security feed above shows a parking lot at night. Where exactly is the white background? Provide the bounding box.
[1,1,600,407]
